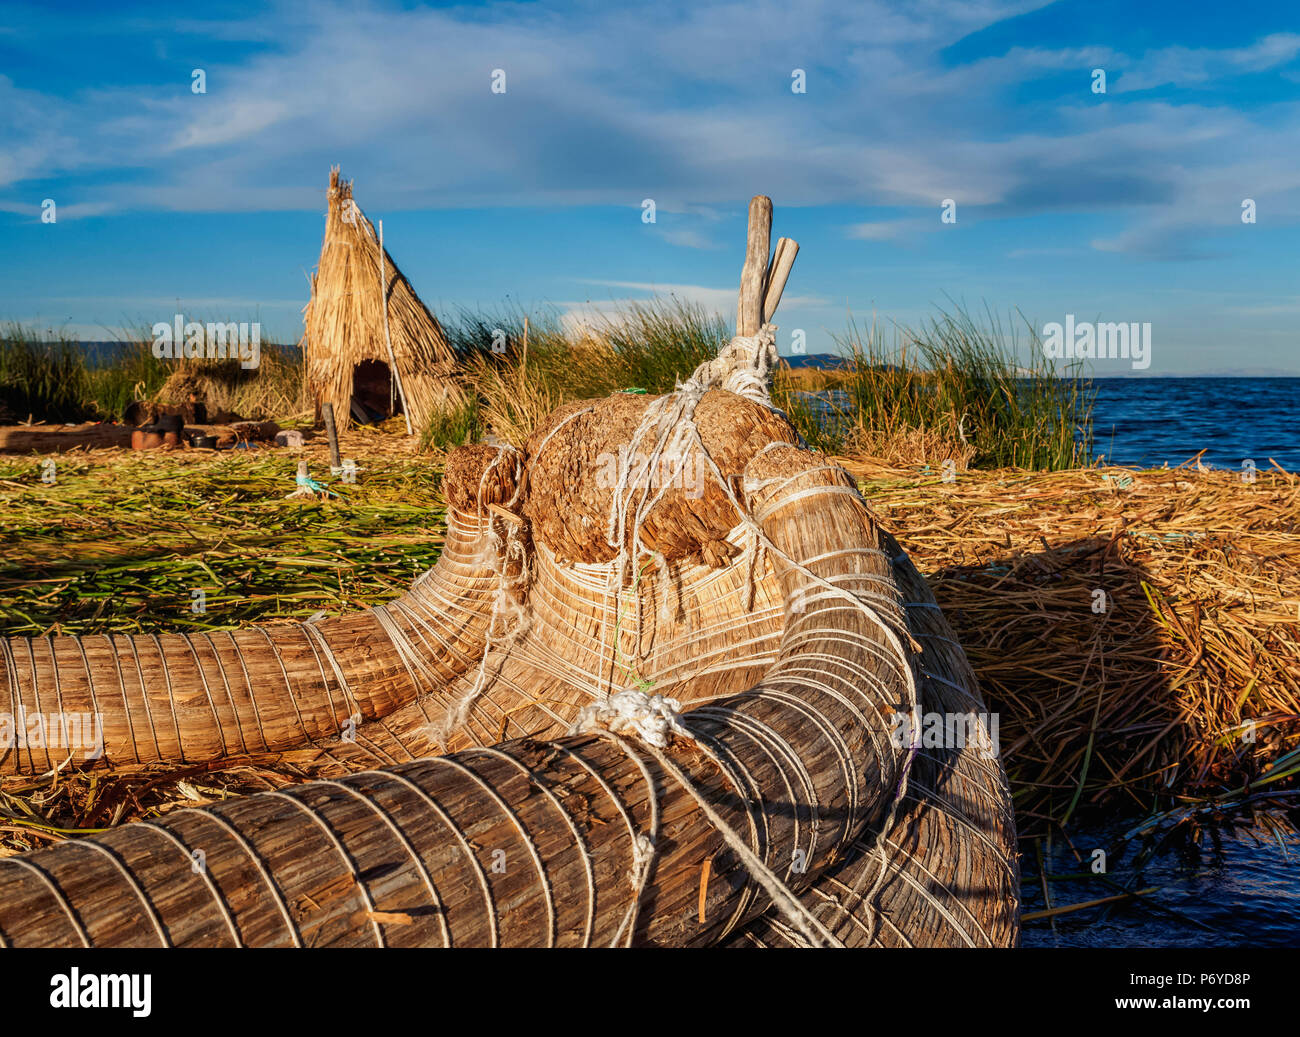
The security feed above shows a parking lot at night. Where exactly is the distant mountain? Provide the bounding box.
[1185,367,1300,378]
[43,340,299,365]
[779,352,852,369]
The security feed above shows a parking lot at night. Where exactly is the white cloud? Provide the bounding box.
[562,279,829,328]
[0,200,116,220]
[656,228,720,249]
[0,0,1298,268]
[1115,33,1300,93]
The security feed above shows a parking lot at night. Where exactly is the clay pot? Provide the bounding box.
[132,430,165,450]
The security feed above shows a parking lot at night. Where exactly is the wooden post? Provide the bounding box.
[378,220,414,436]
[736,196,773,336]
[321,401,342,471]
[762,237,799,323]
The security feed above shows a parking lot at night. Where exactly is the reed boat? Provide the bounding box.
[0,197,1019,948]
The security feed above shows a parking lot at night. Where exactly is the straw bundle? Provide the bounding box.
[0,406,1016,948]
[300,168,465,431]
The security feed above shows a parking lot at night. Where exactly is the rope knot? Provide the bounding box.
[571,689,692,749]
[681,323,779,404]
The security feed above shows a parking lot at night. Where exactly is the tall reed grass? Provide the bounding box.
[1,323,305,424]
[438,298,1094,470]
[0,324,93,423]
[800,306,1095,470]
[5,300,1095,472]
[84,339,172,421]
[440,298,724,445]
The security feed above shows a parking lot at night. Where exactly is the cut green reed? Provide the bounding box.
[0,453,447,635]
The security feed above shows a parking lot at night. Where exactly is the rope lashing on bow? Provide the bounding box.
[581,319,924,948]
[571,682,845,948]
[571,688,690,749]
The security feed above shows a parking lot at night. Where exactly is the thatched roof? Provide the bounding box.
[301,167,464,430]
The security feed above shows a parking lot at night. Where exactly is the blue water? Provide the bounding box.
[1021,819,1300,947]
[1091,377,1300,471]
[794,377,1300,471]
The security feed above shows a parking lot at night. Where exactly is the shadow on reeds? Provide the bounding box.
[930,535,1298,840]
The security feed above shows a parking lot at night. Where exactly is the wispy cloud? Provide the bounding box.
[4,0,1295,251]
[654,227,720,250]
[1114,33,1300,93]
[566,279,829,317]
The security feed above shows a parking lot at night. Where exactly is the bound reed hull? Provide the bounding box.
[0,433,1018,946]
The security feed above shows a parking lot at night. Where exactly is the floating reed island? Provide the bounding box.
[0,197,1018,948]
[1,192,1296,947]
[835,457,1300,840]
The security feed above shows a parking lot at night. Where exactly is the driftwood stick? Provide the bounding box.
[762,237,799,324]
[321,402,342,470]
[736,196,773,337]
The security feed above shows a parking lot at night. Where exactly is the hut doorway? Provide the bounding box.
[350,359,402,424]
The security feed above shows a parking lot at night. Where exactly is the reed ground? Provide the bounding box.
[2,440,1295,847]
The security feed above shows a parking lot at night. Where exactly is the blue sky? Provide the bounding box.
[1,0,1298,374]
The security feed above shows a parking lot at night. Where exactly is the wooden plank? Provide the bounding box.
[0,424,132,454]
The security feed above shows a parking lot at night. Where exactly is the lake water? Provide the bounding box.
[1020,819,1300,948]
[792,376,1300,471]
[1091,377,1300,471]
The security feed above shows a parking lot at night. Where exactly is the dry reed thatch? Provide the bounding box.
[834,455,1300,837]
[153,351,309,423]
[301,168,465,431]
[0,196,1018,947]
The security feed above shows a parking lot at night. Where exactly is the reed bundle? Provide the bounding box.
[152,349,309,423]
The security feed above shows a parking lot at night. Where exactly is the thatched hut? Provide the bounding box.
[301,168,464,430]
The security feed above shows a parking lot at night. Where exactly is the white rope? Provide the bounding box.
[570,683,842,947]
[435,447,530,745]
[570,688,690,749]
